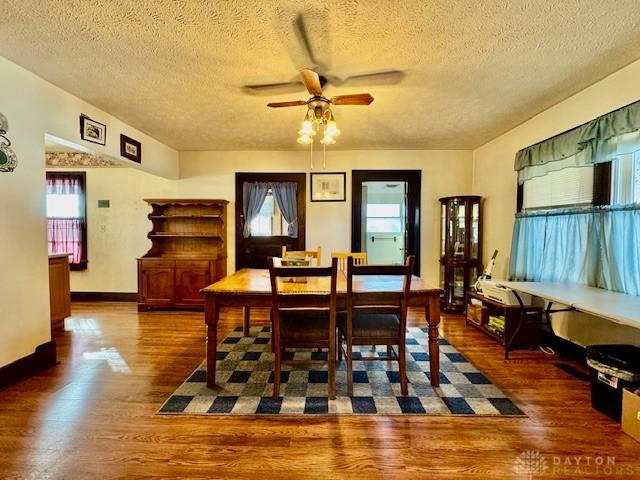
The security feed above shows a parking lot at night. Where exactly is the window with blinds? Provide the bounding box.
[522,166,594,210]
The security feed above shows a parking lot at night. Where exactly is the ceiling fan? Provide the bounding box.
[243,13,405,96]
[266,68,372,148]
[267,68,374,109]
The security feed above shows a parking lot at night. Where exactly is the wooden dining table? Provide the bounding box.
[201,268,443,389]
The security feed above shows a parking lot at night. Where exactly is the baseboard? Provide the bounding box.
[71,291,137,302]
[0,341,57,389]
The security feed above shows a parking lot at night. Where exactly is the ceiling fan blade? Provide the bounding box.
[300,69,323,96]
[267,100,308,108]
[330,94,374,106]
[293,13,318,69]
[243,81,304,96]
[340,70,405,87]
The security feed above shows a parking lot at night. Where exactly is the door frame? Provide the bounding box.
[235,172,306,269]
[351,170,421,275]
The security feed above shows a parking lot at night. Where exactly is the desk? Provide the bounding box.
[501,282,640,329]
[201,268,443,388]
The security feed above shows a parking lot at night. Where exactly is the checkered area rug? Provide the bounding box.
[158,326,524,416]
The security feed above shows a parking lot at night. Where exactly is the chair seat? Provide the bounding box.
[338,312,400,339]
[280,309,331,342]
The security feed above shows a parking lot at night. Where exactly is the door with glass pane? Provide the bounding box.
[351,170,421,274]
[235,173,306,269]
[362,182,407,264]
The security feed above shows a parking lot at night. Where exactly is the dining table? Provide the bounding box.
[200,268,443,389]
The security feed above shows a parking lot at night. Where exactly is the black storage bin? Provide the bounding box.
[586,344,640,421]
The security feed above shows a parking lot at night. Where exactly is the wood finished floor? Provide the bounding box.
[1,303,639,479]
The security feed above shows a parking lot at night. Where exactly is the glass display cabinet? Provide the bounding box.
[439,196,482,313]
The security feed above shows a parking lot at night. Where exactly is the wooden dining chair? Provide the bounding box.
[331,252,367,272]
[281,245,322,266]
[268,256,338,399]
[338,255,415,396]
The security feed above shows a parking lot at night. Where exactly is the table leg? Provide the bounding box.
[426,294,441,387]
[243,306,251,336]
[206,297,220,389]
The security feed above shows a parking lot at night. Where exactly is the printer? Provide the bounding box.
[478,280,531,306]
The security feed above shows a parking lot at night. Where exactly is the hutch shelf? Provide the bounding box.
[439,195,482,313]
[137,199,228,311]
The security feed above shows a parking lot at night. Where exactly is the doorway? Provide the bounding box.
[235,173,306,269]
[352,170,421,275]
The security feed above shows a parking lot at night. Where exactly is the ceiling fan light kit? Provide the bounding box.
[267,69,372,168]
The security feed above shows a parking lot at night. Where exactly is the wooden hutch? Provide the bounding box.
[137,199,228,311]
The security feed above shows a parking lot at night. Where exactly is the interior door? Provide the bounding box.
[352,170,421,275]
[363,181,407,264]
[235,173,306,269]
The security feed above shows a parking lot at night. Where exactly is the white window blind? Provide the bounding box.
[523,167,593,210]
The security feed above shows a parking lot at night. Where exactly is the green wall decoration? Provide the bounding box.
[0,112,18,172]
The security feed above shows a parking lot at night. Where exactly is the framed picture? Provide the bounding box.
[80,116,106,145]
[120,134,142,163]
[310,172,346,202]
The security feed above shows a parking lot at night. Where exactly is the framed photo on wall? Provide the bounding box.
[120,134,142,163]
[80,115,106,145]
[310,172,346,202]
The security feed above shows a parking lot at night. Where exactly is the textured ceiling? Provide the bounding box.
[2,0,640,151]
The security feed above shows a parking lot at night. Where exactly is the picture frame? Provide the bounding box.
[310,172,346,202]
[79,115,106,145]
[120,134,142,163]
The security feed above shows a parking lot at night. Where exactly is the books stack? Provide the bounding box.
[487,315,505,337]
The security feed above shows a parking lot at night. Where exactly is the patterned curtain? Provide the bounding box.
[46,174,86,268]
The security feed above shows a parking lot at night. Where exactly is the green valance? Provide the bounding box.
[515,99,640,183]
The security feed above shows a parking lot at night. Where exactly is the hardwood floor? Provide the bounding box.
[1,302,639,479]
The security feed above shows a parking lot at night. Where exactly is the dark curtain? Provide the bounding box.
[47,173,86,268]
[271,182,298,238]
[242,182,269,238]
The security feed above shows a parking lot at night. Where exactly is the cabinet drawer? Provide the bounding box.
[175,260,210,270]
[141,259,175,269]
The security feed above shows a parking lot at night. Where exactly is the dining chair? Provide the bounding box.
[331,251,367,272]
[268,256,338,399]
[281,245,322,266]
[338,255,415,396]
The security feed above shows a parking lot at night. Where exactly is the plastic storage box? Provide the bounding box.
[586,344,640,421]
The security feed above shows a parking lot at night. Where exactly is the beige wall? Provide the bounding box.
[471,57,640,346]
[46,167,177,292]
[178,150,473,287]
[61,150,472,292]
[0,56,178,367]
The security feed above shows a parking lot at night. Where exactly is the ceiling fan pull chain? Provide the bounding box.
[310,137,314,170]
[323,140,326,170]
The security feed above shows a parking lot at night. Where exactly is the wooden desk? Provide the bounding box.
[201,268,443,389]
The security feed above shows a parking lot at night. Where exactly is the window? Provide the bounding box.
[366,203,403,233]
[249,191,289,236]
[612,151,640,204]
[522,167,594,210]
[46,172,87,270]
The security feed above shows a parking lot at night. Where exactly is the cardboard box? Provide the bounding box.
[622,388,640,443]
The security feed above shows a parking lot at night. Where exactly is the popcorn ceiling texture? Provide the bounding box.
[2,0,640,151]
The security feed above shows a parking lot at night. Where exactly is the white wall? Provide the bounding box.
[178,150,473,287]
[0,56,178,367]
[472,57,640,346]
[46,167,177,292]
